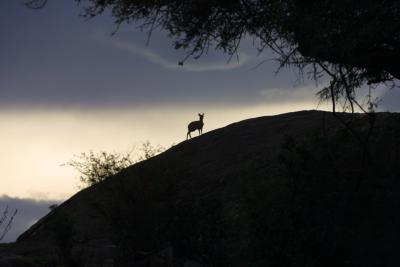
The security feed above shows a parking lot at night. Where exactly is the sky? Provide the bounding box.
[0,0,399,242]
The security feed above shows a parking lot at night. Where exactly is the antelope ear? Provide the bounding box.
[198,113,201,116]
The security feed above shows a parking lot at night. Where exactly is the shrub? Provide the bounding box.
[65,141,165,187]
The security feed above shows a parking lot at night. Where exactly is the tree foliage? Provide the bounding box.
[26,0,400,111]
[65,142,165,187]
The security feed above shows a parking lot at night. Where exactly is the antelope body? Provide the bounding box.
[187,113,204,139]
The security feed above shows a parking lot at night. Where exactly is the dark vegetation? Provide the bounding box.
[65,151,134,187]
[0,111,400,266]
[65,141,165,187]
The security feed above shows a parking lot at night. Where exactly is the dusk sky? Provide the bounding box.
[0,0,399,242]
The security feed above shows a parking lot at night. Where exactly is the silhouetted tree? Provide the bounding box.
[65,141,165,187]
[26,0,400,112]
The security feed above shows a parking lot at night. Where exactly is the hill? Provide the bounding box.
[1,110,400,266]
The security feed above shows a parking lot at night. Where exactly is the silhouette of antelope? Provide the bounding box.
[187,113,204,139]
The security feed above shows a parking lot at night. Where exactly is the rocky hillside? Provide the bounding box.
[1,110,400,266]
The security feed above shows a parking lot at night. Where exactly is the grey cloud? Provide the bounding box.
[109,38,251,72]
[0,195,61,243]
[0,1,313,107]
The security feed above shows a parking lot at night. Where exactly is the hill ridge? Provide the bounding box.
[2,110,400,267]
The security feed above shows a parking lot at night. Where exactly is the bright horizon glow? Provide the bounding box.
[0,100,328,200]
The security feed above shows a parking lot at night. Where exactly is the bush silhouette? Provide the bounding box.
[65,141,165,187]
